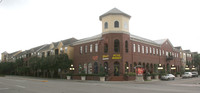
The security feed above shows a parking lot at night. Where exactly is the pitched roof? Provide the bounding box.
[99,8,131,20]
[72,34,102,45]
[174,46,182,50]
[130,34,159,46]
[184,50,191,53]
[40,44,51,52]
[61,38,78,47]
[52,42,59,48]
[154,39,168,45]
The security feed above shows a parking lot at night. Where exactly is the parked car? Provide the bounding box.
[161,74,175,80]
[191,72,198,77]
[182,72,192,78]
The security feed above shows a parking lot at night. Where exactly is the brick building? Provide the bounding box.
[72,8,182,80]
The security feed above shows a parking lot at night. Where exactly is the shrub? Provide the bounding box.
[124,72,136,76]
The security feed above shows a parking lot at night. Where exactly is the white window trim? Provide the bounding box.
[142,46,144,54]
[90,44,93,53]
[150,47,152,54]
[133,44,136,52]
[138,45,140,53]
[146,46,148,54]
[95,43,98,52]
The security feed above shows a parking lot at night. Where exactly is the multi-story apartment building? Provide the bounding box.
[1,50,22,62]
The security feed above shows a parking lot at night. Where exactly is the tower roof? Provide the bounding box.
[99,8,131,20]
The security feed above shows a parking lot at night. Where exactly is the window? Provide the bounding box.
[104,43,108,53]
[133,44,136,52]
[60,48,64,54]
[84,63,87,74]
[175,53,176,57]
[177,53,179,57]
[88,63,92,74]
[138,45,140,53]
[114,21,119,28]
[80,46,83,54]
[146,47,148,54]
[114,39,120,52]
[94,62,98,74]
[125,62,129,73]
[163,50,165,55]
[55,49,59,55]
[150,47,152,54]
[104,62,108,74]
[65,47,67,53]
[159,50,161,56]
[166,51,168,56]
[85,45,87,53]
[104,22,108,29]
[90,44,93,53]
[125,41,128,52]
[95,43,98,52]
[156,49,158,55]
[78,64,82,74]
[153,48,155,54]
[142,46,144,54]
[47,51,50,56]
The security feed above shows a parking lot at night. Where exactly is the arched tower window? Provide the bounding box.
[114,21,119,28]
[104,43,108,53]
[104,22,108,29]
[114,39,120,52]
[125,40,128,52]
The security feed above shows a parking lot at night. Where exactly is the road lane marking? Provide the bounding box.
[0,88,9,90]
[15,85,26,88]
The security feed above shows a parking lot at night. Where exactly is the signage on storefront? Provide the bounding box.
[102,55,109,60]
[92,56,98,61]
[112,54,121,59]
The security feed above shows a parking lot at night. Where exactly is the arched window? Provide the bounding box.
[104,43,108,53]
[104,62,108,74]
[130,64,133,72]
[125,40,128,52]
[84,63,87,74]
[114,62,120,76]
[125,62,129,73]
[88,63,92,74]
[94,62,98,74]
[104,22,108,29]
[114,21,119,28]
[114,39,120,52]
[78,64,82,74]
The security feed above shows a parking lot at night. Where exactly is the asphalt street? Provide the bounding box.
[0,76,200,93]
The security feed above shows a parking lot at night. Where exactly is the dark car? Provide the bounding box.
[192,72,198,77]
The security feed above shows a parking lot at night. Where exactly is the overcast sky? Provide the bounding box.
[0,0,200,59]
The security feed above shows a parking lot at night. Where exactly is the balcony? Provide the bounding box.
[166,56,173,61]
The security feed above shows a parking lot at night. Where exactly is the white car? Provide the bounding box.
[161,74,175,80]
[182,72,192,78]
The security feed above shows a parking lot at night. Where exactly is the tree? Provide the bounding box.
[29,56,40,76]
[193,54,200,73]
